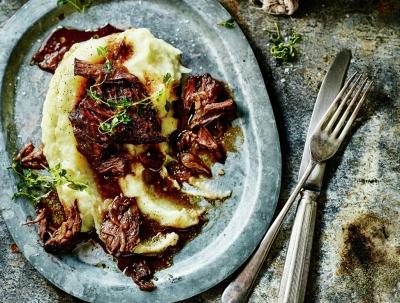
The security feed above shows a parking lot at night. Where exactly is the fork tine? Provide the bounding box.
[338,81,373,142]
[332,77,369,137]
[317,72,359,130]
[325,73,363,132]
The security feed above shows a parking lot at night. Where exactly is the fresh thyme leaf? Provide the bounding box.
[103,61,113,74]
[99,121,112,133]
[11,161,87,205]
[116,97,132,109]
[99,110,131,134]
[163,73,172,84]
[96,46,108,57]
[57,0,92,13]
[97,85,167,134]
[269,23,302,63]
[87,87,102,101]
[218,18,235,29]
[68,182,87,191]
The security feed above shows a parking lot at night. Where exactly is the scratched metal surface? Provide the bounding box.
[1,0,399,303]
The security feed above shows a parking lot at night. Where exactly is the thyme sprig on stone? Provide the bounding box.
[270,22,302,62]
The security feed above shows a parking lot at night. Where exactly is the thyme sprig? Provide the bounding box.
[57,0,92,13]
[97,73,173,134]
[270,23,302,62]
[218,18,235,29]
[11,162,87,205]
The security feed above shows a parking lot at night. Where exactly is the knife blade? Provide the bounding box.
[299,49,351,188]
[277,49,351,303]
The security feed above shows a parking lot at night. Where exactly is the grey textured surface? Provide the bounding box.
[0,0,281,302]
[1,0,400,303]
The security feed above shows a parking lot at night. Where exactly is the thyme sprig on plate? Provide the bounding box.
[97,73,173,134]
[57,0,92,13]
[218,18,235,29]
[270,23,302,62]
[11,161,87,205]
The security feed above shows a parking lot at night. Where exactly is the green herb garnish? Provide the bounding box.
[87,86,102,101]
[57,0,92,13]
[270,23,302,63]
[11,162,87,204]
[97,73,171,134]
[96,46,108,57]
[163,73,172,84]
[99,110,131,133]
[218,18,235,29]
[103,61,113,73]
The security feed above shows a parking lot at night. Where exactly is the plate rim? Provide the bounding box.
[0,0,282,302]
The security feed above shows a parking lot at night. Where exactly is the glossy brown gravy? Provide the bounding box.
[32,24,123,73]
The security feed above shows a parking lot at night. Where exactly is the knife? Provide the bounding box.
[277,49,351,303]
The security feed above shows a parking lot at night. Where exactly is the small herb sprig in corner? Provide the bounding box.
[270,22,302,63]
[57,0,92,13]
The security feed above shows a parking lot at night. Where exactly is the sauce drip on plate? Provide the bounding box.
[32,24,123,73]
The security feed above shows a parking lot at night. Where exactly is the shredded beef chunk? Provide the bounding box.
[171,74,236,181]
[44,200,82,252]
[69,59,165,173]
[100,195,141,256]
[97,153,129,177]
[14,142,48,169]
[182,73,236,129]
[179,152,211,177]
[27,194,82,253]
[130,259,155,291]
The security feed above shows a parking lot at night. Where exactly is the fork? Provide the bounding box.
[221,72,373,303]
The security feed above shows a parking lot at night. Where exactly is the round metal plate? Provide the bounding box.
[0,1,281,302]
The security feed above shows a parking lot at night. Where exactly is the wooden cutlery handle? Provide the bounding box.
[277,190,318,303]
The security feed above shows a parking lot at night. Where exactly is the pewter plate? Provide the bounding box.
[0,0,281,302]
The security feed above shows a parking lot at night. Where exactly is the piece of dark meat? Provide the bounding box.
[170,74,236,181]
[177,128,220,155]
[100,195,141,256]
[69,97,114,168]
[26,195,82,252]
[43,200,82,252]
[179,152,211,177]
[183,73,235,129]
[190,98,236,129]
[69,97,164,167]
[130,259,155,291]
[25,191,66,241]
[166,161,195,183]
[25,207,48,241]
[74,58,139,84]
[14,142,48,169]
[117,256,155,291]
[69,59,165,173]
[182,74,236,129]
[139,147,165,171]
[97,154,130,177]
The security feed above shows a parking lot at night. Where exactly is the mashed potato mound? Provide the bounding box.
[41,27,204,254]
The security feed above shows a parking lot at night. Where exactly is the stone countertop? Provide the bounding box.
[1,1,399,302]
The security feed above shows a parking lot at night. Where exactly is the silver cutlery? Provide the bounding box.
[277,49,351,303]
[277,72,372,303]
[222,51,372,303]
